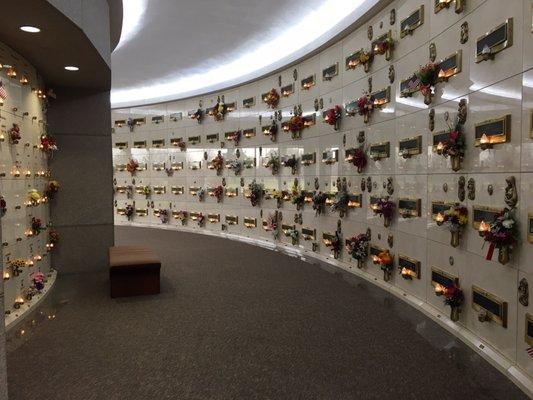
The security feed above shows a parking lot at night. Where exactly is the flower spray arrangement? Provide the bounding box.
[434,100,467,171]
[211,151,224,175]
[175,210,188,225]
[436,283,464,322]
[248,180,263,207]
[0,195,7,217]
[264,89,280,109]
[266,211,279,240]
[356,92,375,124]
[478,208,519,265]
[265,153,280,175]
[31,217,44,235]
[158,209,169,224]
[330,178,349,218]
[125,204,134,221]
[346,232,370,269]
[416,62,438,105]
[9,123,21,144]
[228,159,242,176]
[312,191,328,216]
[45,180,60,200]
[288,227,299,246]
[348,148,367,173]
[40,132,58,154]
[371,197,395,227]
[213,185,224,203]
[324,105,342,131]
[126,159,139,174]
[372,250,394,282]
[435,204,468,247]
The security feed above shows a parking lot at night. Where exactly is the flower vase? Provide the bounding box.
[383,268,391,282]
[423,89,433,105]
[450,306,460,322]
[357,259,363,269]
[363,113,370,124]
[292,238,297,246]
[451,155,461,172]
[385,49,392,61]
[364,61,371,73]
[357,165,363,174]
[498,246,510,265]
[383,216,391,228]
[450,231,460,248]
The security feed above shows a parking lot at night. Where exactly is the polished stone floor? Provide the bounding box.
[5,226,529,399]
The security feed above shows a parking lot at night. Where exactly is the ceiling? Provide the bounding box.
[111,0,381,107]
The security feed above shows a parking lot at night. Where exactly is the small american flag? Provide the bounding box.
[407,75,420,90]
[526,347,533,357]
[0,80,7,100]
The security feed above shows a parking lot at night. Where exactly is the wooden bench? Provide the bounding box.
[109,246,161,298]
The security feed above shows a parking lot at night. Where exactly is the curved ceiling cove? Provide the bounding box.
[111,0,379,107]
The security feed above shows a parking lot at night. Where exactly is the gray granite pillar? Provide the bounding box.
[47,87,114,273]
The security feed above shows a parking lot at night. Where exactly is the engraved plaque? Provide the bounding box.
[244,217,257,228]
[437,50,462,81]
[189,186,201,195]
[132,117,146,126]
[115,142,128,149]
[225,215,239,225]
[347,194,362,208]
[281,84,294,97]
[282,224,296,236]
[226,102,237,112]
[303,114,316,127]
[189,161,202,170]
[431,201,453,219]
[431,267,458,289]
[190,212,201,221]
[372,87,391,106]
[322,149,339,164]
[472,205,502,229]
[151,115,164,124]
[526,314,533,345]
[301,153,316,166]
[399,254,421,279]
[369,243,386,257]
[400,75,420,97]
[171,162,183,170]
[301,75,316,90]
[472,285,508,327]
[322,63,339,81]
[170,112,182,121]
[243,128,256,138]
[171,186,184,195]
[242,96,256,108]
[153,186,166,194]
[369,141,390,160]
[208,214,220,223]
[344,100,358,116]
[399,135,422,157]
[152,162,165,171]
[398,198,421,218]
[301,227,316,241]
[133,141,146,148]
[528,213,533,244]
[474,115,511,147]
[170,138,184,146]
[206,133,219,143]
[432,131,451,150]
[322,232,337,246]
[371,31,393,54]
[345,50,364,70]
[135,209,148,216]
[400,5,425,38]
[225,187,238,197]
[114,119,126,127]
[152,139,165,148]
[475,19,513,63]
[434,0,464,14]
[188,135,201,144]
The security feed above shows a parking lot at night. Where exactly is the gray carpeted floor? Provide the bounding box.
[5,226,529,399]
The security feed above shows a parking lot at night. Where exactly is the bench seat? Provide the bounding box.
[109,246,161,298]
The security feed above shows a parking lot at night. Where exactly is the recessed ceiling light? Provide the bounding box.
[64,66,79,71]
[20,26,41,33]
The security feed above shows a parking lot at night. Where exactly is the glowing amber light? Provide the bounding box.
[478,220,490,233]
[480,134,491,145]
[19,75,29,85]
[3,271,10,280]
[401,267,415,278]
[435,212,445,224]
[436,142,445,152]
[434,283,445,296]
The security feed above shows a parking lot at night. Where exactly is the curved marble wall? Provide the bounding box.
[0,43,53,322]
[112,0,533,392]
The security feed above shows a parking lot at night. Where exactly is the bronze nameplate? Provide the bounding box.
[431,267,458,289]
[189,187,201,195]
[399,254,421,279]
[400,5,425,38]
[475,19,513,63]
[244,217,257,228]
[301,75,316,90]
[400,75,421,97]
[525,314,533,346]
[169,112,182,121]
[301,228,316,241]
[372,87,391,106]
[399,135,422,157]
[153,162,165,171]
[151,115,164,124]
[369,142,390,160]
[472,285,508,328]
[242,97,256,108]
[281,84,294,97]
[472,205,502,229]
[153,186,166,194]
[171,162,183,170]
[301,152,316,166]
[348,194,362,208]
[434,0,464,14]
[152,139,165,148]
[171,186,184,195]
[322,63,339,81]
[344,100,358,117]
[133,141,146,148]
[474,115,511,147]
[345,50,364,70]
[431,201,453,218]
[225,188,238,197]
[115,142,128,149]
[206,133,219,143]
[398,198,421,218]
[322,149,339,164]
[188,136,201,144]
[189,161,202,170]
[114,119,126,127]
[437,50,462,81]
[528,213,533,244]
[282,224,295,236]
[170,138,184,146]
[243,128,256,138]
[132,118,146,126]
[208,214,220,223]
